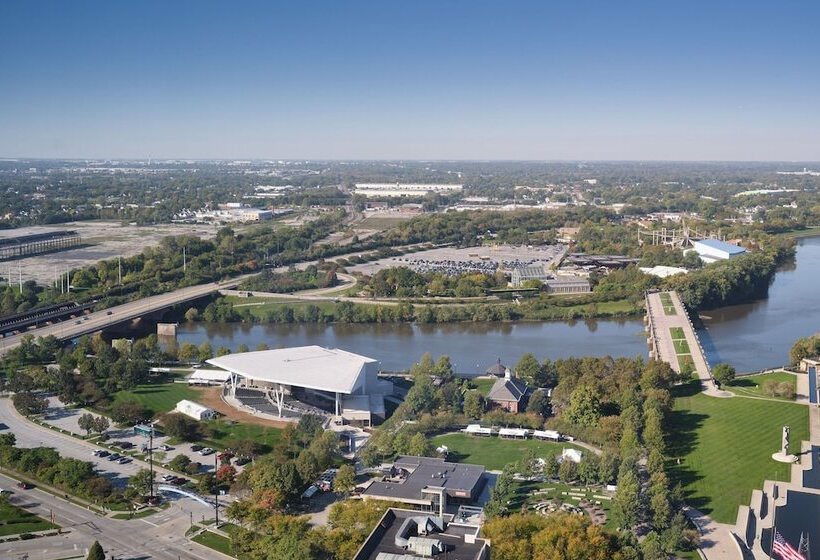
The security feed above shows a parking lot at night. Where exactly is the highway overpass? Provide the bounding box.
[0,277,244,357]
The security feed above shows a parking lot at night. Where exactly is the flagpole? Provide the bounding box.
[769,483,778,559]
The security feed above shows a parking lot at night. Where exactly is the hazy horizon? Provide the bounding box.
[2,0,818,161]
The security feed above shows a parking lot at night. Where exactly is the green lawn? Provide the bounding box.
[659,293,677,315]
[468,378,497,396]
[0,500,57,536]
[673,339,691,354]
[670,327,686,340]
[677,355,693,370]
[200,420,282,451]
[192,530,233,557]
[113,378,201,417]
[430,433,581,471]
[667,383,810,523]
[728,371,797,401]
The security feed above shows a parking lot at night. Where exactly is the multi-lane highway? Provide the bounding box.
[0,277,247,358]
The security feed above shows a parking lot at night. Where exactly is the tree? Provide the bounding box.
[110,399,150,425]
[612,466,641,529]
[526,389,550,419]
[712,363,736,387]
[87,541,105,560]
[92,415,110,435]
[564,385,600,427]
[129,468,154,497]
[558,458,577,483]
[407,433,432,457]
[12,392,48,416]
[333,464,356,495]
[160,413,201,442]
[184,307,199,322]
[516,353,543,386]
[177,342,199,362]
[463,390,485,419]
[78,413,95,436]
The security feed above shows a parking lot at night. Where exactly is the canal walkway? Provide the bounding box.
[645,290,725,396]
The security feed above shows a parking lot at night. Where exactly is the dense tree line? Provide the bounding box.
[239,264,338,294]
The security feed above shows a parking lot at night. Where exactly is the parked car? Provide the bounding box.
[161,474,176,482]
[190,444,203,452]
[116,457,132,464]
[234,456,251,466]
[107,453,121,461]
[115,441,134,449]
[198,447,215,456]
[158,444,173,452]
[106,311,113,315]
[93,450,110,458]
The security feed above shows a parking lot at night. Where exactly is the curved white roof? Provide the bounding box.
[206,346,377,394]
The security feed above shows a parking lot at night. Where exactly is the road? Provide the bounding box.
[0,472,221,560]
[0,277,249,358]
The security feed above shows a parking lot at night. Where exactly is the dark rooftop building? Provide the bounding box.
[353,508,489,560]
[486,370,530,413]
[363,456,486,516]
[485,358,509,377]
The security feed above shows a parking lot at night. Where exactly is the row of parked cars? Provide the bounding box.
[91,449,132,464]
[160,474,190,486]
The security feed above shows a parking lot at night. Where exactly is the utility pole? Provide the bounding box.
[183,246,187,273]
[18,262,22,293]
[148,422,155,501]
[214,453,219,527]
[118,256,122,285]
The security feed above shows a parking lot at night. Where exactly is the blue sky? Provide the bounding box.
[1,0,818,160]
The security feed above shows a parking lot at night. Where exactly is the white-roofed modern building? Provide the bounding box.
[207,345,390,426]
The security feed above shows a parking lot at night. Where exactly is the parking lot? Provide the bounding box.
[349,243,567,276]
[38,397,217,479]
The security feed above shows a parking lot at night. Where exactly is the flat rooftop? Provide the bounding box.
[364,456,485,501]
[207,345,377,394]
[354,509,487,560]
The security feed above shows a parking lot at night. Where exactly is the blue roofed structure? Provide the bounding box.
[690,238,746,263]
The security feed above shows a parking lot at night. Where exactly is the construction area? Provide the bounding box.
[0,221,219,285]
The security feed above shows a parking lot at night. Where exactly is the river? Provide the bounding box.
[177,236,820,373]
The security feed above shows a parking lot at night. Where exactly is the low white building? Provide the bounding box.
[354,183,463,198]
[174,399,217,421]
[639,265,688,278]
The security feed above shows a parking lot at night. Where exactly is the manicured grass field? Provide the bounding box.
[430,433,581,471]
[670,327,686,340]
[677,354,693,370]
[673,339,691,354]
[659,293,677,315]
[469,378,497,396]
[192,530,233,557]
[113,377,201,417]
[728,371,797,401]
[0,500,57,536]
[200,420,282,451]
[667,383,810,523]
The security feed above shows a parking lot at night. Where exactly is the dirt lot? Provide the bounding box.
[197,386,290,428]
[0,220,220,285]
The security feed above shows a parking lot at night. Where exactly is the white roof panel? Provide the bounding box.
[206,346,376,394]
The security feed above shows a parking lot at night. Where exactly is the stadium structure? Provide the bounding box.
[207,346,391,426]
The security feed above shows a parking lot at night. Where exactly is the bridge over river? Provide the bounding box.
[645,290,721,394]
[0,276,248,357]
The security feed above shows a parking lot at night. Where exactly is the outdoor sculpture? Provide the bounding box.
[772,425,798,463]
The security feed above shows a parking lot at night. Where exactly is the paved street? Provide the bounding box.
[0,472,221,560]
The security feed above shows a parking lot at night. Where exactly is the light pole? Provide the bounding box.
[148,422,155,501]
[214,453,219,527]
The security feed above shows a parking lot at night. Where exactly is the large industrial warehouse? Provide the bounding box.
[207,346,390,426]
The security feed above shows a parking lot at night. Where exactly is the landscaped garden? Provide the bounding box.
[667,382,809,523]
[430,433,581,471]
[192,529,233,557]
[509,479,614,529]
